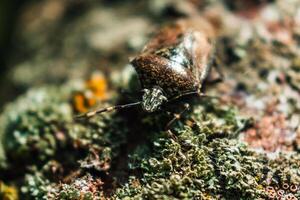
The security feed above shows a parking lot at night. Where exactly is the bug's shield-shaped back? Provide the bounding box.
[131,20,215,98]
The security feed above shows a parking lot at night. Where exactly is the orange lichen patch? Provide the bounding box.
[73,94,88,113]
[243,114,295,152]
[73,73,108,113]
[86,73,108,100]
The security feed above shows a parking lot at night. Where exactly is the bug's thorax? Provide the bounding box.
[142,87,167,112]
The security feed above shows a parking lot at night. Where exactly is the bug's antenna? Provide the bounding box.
[75,101,142,119]
[168,91,220,103]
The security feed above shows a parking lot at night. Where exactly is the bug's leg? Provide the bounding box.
[165,103,190,131]
[214,56,224,80]
[164,103,200,140]
[205,56,224,86]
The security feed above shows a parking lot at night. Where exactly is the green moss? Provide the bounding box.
[51,174,104,200]
[4,79,299,200]
[0,81,131,199]
[115,101,300,199]
[0,79,129,173]
[2,1,300,199]
[115,104,266,199]
[21,171,106,200]
[0,86,73,167]
[21,172,52,200]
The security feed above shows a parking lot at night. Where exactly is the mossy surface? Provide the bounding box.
[1,0,300,200]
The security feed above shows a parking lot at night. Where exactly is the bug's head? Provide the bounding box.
[142,87,167,112]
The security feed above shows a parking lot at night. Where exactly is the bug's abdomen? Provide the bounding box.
[131,54,199,98]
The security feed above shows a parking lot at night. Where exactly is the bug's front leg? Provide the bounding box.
[164,103,191,132]
[211,56,224,83]
[203,56,224,88]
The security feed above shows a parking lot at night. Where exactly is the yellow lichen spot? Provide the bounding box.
[73,72,109,113]
[0,181,19,200]
[87,97,97,108]
[73,93,88,113]
[86,73,108,101]
[256,184,264,190]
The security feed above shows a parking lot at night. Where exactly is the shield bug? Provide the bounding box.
[77,17,219,120]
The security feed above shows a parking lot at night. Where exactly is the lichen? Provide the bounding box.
[0,86,73,167]
[1,0,300,200]
[21,172,53,200]
[115,104,268,199]
[0,181,18,200]
[50,173,105,200]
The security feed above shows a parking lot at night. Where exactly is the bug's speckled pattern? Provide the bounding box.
[131,54,198,97]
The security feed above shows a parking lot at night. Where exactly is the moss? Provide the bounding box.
[0,79,131,199]
[2,0,300,200]
[50,173,105,200]
[22,170,107,200]
[115,104,267,199]
[115,102,300,199]
[21,172,52,200]
[0,78,130,172]
[0,86,73,167]
[3,81,300,200]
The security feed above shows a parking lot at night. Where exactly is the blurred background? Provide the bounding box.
[0,0,273,107]
[0,0,22,69]
[1,0,195,108]
[0,0,24,103]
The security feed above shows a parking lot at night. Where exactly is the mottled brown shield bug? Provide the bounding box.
[77,17,219,120]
